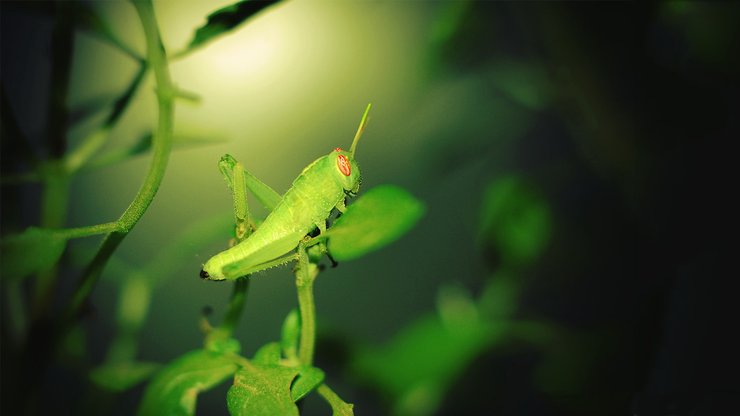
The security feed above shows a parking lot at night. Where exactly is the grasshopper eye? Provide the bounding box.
[334,147,344,152]
[337,154,351,176]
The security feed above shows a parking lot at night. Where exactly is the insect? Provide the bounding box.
[200,104,371,281]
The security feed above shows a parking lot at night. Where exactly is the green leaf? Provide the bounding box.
[137,349,238,416]
[290,366,324,402]
[0,227,67,280]
[478,176,551,265]
[252,342,282,365]
[327,185,425,261]
[280,309,300,361]
[186,0,280,53]
[227,363,299,416]
[90,361,161,392]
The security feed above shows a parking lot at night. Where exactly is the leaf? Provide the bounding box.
[90,361,161,392]
[351,312,501,416]
[290,366,324,402]
[252,342,282,365]
[186,0,280,53]
[478,176,551,265]
[227,363,299,416]
[327,185,425,261]
[0,227,67,280]
[137,349,238,416]
[87,132,227,169]
[280,309,300,361]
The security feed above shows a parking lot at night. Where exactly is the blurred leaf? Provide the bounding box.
[227,363,299,416]
[436,285,478,328]
[280,309,300,361]
[352,312,499,414]
[85,133,152,169]
[327,185,425,262]
[72,2,140,59]
[487,60,552,110]
[0,227,67,281]
[290,366,324,402]
[90,361,161,392]
[478,270,520,319]
[68,93,117,126]
[186,0,280,54]
[478,176,551,266]
[88,132,228,170]
[137,349,238,416]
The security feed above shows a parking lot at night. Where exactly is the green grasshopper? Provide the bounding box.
[200,104,371,281]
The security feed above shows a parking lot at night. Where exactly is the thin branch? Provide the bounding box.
[62,0,175,327]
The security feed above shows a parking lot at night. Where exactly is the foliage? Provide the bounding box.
[0,2,424,414]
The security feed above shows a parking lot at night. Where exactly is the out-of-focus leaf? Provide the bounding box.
[478,270,520,319]
[352,312,499,415]
[68,93,116,126]
[85,133,152,169]
[280,309,300,361]
[327,185,425,261]
[227,363,299,416]
[486,60,552,110]
[90,361,161,392]
[478,176,551,265]
[0,227,67,281]
[186,0,280,54]
[72,2,140,59]
[88,132,228,169]
[290,366,324,402]
[137,349,238,416]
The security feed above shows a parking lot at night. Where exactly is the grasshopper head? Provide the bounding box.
[332,148,361,195]
[331,103,371,195]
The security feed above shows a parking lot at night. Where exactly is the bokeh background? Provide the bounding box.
[2,1,738,415]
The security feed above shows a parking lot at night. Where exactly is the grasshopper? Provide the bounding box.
[200,104,371,281]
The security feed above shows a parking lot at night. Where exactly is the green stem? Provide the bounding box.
[54,222,120,239]
[220,277,250,337]
[296,243,318,365]
[297,282,316,364]
[317,384,354,415]
[33,168,70,316]
[62,0,174,324]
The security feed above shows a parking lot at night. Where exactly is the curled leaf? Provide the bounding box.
[290,366,324,402]
[186,0,280,54]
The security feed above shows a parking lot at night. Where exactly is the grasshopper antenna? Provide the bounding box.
[350,103,372,157]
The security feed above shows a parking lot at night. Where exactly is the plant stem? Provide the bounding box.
[317,384,354,415]
[220,277,250,337]
[297,281,316,364]
[46,2,74,158]
[63,0,174,325]
[55,222,120,239]
[33,166,70,316]
[296,243,318,365]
